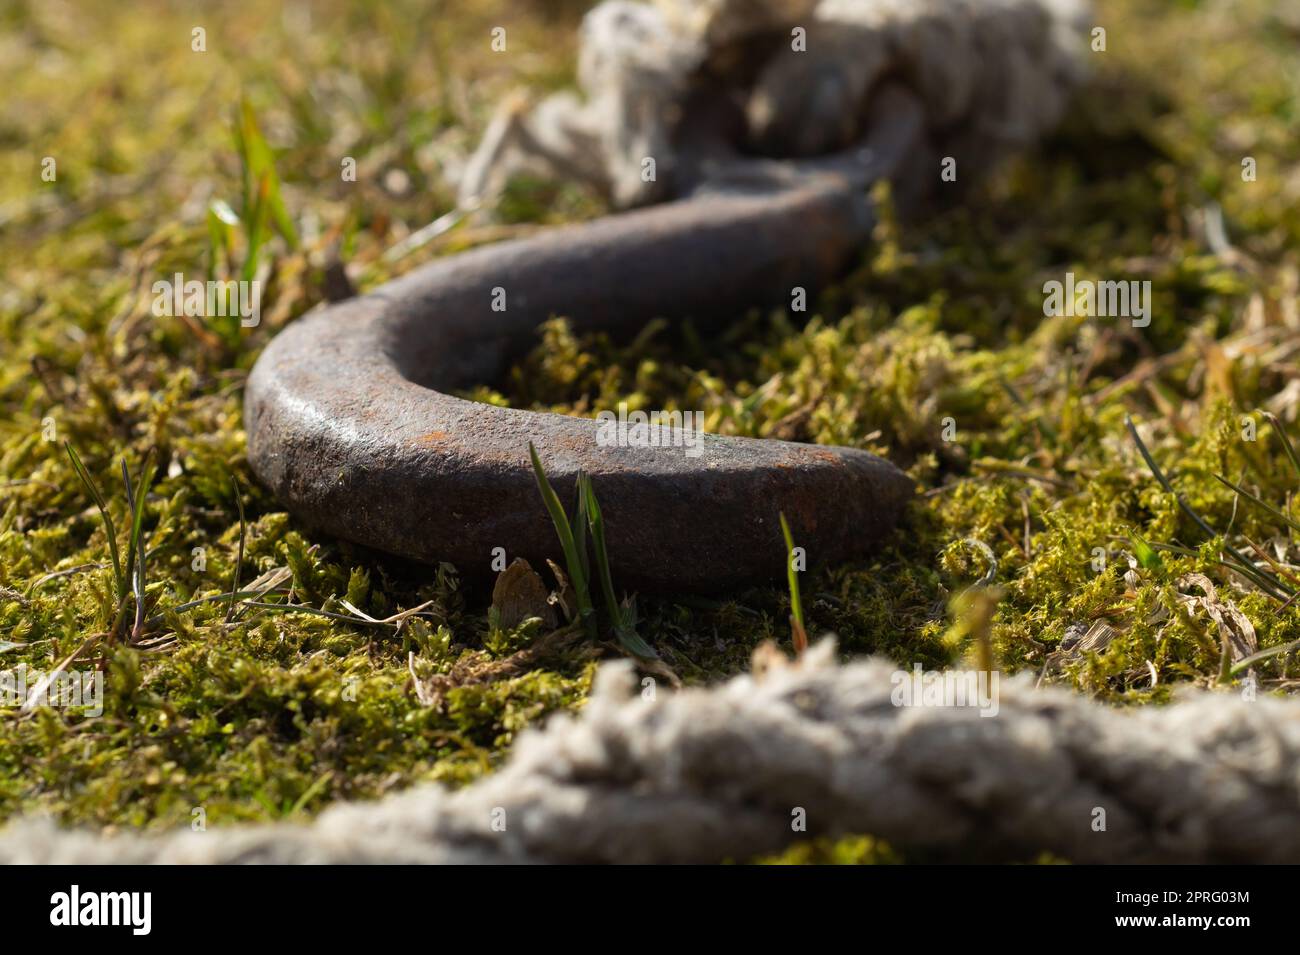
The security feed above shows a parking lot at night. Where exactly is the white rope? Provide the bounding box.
[459,0,1092,208]
[4,642,1297,863]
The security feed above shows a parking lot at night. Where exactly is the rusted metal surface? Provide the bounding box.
[245,87,924,591]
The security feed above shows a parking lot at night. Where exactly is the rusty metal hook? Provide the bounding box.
[245,86,924,591]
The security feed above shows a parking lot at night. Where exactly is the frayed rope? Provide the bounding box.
[4,642,1297,863]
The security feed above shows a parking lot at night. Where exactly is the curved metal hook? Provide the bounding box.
[245,86,924,591]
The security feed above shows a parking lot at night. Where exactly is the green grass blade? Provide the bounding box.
[1128,531,1163,569]
[121,452,156,637]
[241,172,271,284]
[1230,636,1300,676]
[120,460,138,614]
[582,475,658,660]
[779,512,805,623]
[227,472,247,623]
[207,199,238,276]
[528,442,595,637]
[1263,412,1300,489]
[1214,474,1300,535]
[237,98,299,249]
[1126,416,1175,494]
[287,771,333,817]
[1127,417,1289,600]
[572,470,590,585]
[64,441,124,597]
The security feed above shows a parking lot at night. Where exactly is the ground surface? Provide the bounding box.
[1,0,1298,861]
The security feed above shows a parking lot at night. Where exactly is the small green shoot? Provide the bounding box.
[1129,532,1163,570]
[203,97,301,314]
[226,472,247,623]
[528,442,596,640]
[1213,474,1300,535]
[528,443,657,660]
[120,452,156,640]
[234,97,298,252]
[580,474,658,659]
[1263,412,1300,488]
[1127,416,1291,601]
[64,443,161,641]
[64,441,124,598]
[779,512,807,655]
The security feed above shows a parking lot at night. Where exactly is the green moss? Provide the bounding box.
[757,834,902,866]
[1,0,1299,866]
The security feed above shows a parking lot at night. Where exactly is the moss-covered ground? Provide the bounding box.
[1,0,1298,859]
